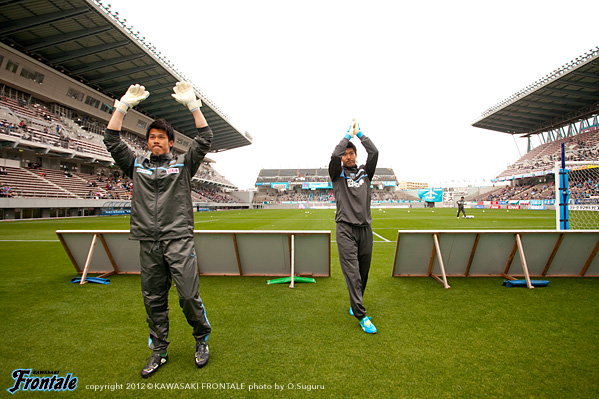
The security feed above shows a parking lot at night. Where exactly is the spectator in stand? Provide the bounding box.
[1,184,14,197]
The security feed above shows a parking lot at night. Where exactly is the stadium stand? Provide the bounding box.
[0,166,77,198]
[0,164,134,200]
[497,129,599,179]
[1,2,596,218]
[0,84,242,215]
[470,46,599,210]
[470,127,599,202]
[0,1,253,219]
[192,187,239,203]
[252,167,413,205]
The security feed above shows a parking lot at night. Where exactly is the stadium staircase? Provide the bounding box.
[0,166,77,198]
[0,166,136,199]
[1,97,111,160]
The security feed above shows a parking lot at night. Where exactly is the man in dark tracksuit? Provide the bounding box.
[457,196,467,218]
[329,121,379,334]
[103,82,212,377]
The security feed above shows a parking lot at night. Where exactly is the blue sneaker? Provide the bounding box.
[360,316,377,334]
[349,307,354,316]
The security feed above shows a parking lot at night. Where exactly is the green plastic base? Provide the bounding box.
[267,276,316,285]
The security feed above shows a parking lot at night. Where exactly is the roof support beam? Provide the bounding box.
[70,53,145,74]
[23,26,112,51]
[544,87,599,100]
[569,70,599,79]
[48,41,130,63]
[0,0,27,7]
[508,107,567,118]
[87,64,157,84]
[501,112,547,123]
[558,80,599,90]
[103,74,170,92]
[528,93,592,107]
[143,82,177,93]
[518,101,577,113]
[0,7,91,35]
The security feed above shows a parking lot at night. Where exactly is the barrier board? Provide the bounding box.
[57,230,331,282]
[392,230,599,289]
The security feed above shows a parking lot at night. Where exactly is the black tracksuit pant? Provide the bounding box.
[336,221,373,320]
[139,237,211,353]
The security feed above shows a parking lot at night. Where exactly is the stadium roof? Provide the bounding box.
[472,47,599,137]
[0,0,252,152]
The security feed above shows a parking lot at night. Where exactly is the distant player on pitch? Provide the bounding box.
[457,196,467,218]
[104,82,212,377]
[329,120,379,334]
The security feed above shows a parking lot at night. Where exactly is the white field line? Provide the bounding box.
[372,231,391,242]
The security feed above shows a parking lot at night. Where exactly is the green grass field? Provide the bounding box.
[2,208,597,398]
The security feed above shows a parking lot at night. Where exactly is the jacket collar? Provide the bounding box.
[148,151,173,163]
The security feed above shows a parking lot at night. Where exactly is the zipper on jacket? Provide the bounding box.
[153,165,159,240]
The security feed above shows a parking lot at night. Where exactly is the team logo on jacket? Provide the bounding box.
[166,168,179,174]
[347,178,365,188]
[136,168,152,176]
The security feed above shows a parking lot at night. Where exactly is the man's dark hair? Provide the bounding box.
[146,119,175,143]
[346,141,357,154]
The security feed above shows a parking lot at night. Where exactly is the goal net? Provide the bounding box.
[557,161,599,230]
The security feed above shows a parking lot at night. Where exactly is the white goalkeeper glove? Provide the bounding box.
[114,84,150,115]
[172,81,202,112]
[346,119,360,138]
[353,120,362,137]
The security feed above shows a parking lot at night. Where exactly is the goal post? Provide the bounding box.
[556,159,599,230]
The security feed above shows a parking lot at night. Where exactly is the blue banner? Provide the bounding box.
[101,210,130,215]
[418,188,443,202]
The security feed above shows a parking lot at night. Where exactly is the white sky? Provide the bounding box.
[105,0,599,190]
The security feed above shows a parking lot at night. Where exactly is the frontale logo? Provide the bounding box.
[347,178,365,188]
[7,369,78,394]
